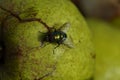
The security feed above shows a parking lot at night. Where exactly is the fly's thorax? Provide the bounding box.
[51,30,67,44]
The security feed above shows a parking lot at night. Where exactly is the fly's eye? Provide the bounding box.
[54,35,60,39]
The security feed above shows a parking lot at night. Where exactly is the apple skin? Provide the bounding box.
[0,0,94,80]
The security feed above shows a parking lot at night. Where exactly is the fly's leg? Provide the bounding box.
[53,44,60,54]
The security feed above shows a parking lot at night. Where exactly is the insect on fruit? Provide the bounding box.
[40,22,74,51]
[0,6,74,54]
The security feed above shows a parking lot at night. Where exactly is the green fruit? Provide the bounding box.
[0,0,94,80]
[87,19,120,80]
[111,18,120,28]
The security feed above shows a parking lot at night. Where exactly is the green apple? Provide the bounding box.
[87,19,120,80]
[0,0,94,80]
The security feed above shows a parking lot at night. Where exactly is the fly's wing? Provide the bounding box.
[63,37,74,48]
[59,22,74,48]
[59,22,70,33]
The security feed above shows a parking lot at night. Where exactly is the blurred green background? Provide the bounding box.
[72,0,120,80]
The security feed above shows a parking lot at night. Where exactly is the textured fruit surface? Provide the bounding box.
[0,0,94,80]
[87,19,120,80]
